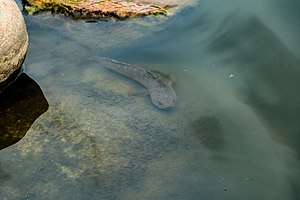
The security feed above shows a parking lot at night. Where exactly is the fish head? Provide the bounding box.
[149,84,176,109]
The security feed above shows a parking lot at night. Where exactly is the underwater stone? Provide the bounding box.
[0,0,28,90]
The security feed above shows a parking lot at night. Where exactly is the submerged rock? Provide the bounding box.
[22,0,183,19]
[0,0,28,90]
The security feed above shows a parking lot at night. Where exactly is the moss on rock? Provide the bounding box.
[22,0,172,19]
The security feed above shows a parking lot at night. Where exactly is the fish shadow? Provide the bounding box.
[191,116,224,151]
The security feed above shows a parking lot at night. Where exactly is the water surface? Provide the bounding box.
[1,0,300,199]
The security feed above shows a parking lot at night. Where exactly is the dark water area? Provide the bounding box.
[0,73,48,150]
[1,0,300,199]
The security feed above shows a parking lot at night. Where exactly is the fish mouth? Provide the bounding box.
[151,95,176,109]
[155,101,176,109]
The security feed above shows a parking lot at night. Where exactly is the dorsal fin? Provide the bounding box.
[148,70,176,85]
[147,70,159,79]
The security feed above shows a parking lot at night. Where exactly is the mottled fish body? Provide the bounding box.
[100,57,176,109]
[100,57,152,88]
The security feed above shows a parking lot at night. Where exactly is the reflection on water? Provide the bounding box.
[209,16,300,157]
[0,0,300,199]
[0,73,49,150]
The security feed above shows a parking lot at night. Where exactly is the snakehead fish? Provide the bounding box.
[99,57,176,109]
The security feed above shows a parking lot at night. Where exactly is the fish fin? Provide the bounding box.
[149,70,176,85]
[128,89,149,97]
[168,74,176,85]
[147,70,159,79]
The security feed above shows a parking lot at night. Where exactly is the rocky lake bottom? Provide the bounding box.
[1,0,300,199]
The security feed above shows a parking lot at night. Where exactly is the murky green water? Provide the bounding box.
[1,0,300,199]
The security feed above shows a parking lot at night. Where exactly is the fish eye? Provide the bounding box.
[158,102,163,106]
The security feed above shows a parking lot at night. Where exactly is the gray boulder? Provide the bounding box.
[0,0,28,90]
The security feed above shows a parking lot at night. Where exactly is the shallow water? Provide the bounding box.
[1,0,300,199]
